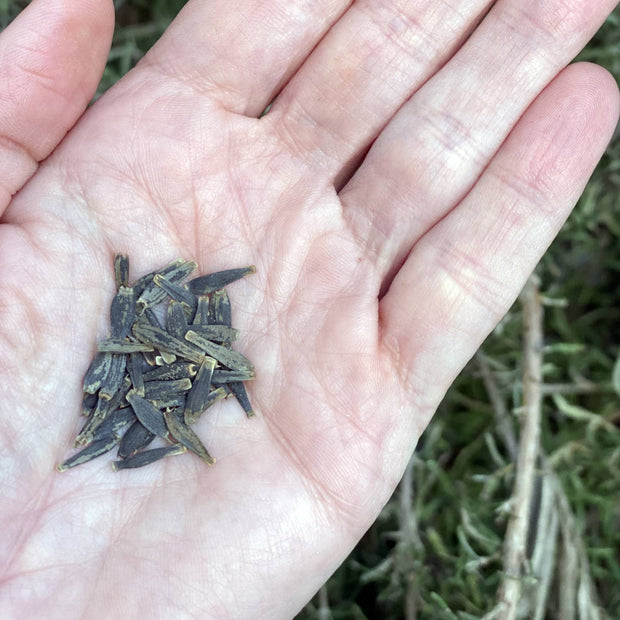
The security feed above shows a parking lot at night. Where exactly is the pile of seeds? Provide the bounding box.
[57,254,256,472]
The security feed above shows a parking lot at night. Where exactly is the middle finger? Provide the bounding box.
[339,0,616,280]
[264,0,494,184]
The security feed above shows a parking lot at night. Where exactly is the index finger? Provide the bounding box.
[0,0,114,213]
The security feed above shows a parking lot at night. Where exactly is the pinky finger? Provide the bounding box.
[0,0,114,212]
[379,62,620,426]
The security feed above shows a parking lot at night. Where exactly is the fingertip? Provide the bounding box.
[0,0,115,209]
[562,61,620,137]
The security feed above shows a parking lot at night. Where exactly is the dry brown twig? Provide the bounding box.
[494,276,544,620]
[481,277,605,620]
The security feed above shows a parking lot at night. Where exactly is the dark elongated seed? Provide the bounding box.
[166,300,189,339]
[57,435,119,472]
[81,392,98,417]
[93,395,112,419]
[75,414,106,446]
[210,289,231,327]
[79,376,131,441]
[136,260,197,310]
[181,302,195,323]
[143,378,192,400]
[192,296,210,327]
[133,323,204,364]
[118,421,155,458]
[227,381,255,418]
[154,274,197,309]
[143,362,197,382]
[211,368,256,384]
[186,324,238,344]
[149,394,187,410]
[143,351,158,366]
[112,445,187,471]
[90,407,136,443]
[110,286,136,339]
[143,307,163,329]
[78,406,135,446]
[94,375,131,419]
[83,352,112,394]
[186,266,256,295]
[185,357,216,421]
[98,339,154,353]
[126,390,169,437]
[114,254,130,289]
[99,353,127,401]
[133,258,184,297]
[185,387,228,425]
[185,330,253,371]
[206,298,217,324]
[163,409,215,465]
[128,352,145,396]
[157,351,177,365]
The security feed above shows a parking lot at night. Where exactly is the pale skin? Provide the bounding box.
[0,0,617,617]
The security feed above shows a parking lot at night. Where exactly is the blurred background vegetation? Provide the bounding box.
[2,1,618,618]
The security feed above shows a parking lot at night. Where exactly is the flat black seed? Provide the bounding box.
[143,378,192,400]
[143,307,163,330]
[94,375,131,418]
[192,296,210,327]
[132,258,184,298]
[143,351,158,366]
[211,368,256,384]
[93,395,112,419]
[136,260,197,310]
[185,330,253,371]
[166,300,190,339]
[185,357,216,421]
[186,266,256,295]
[57,435,120,472]
[112,445,187,471]
[210,289,231,327]
[75,414,106,446]
[185,386,227,425]
[228,381,255,418]
[81,392,98,417]
[98,339,154,354]
[83,352,112,394]
[187,324,238,344]
[133,323,205,364]
[110,286,136,339]
[99,353,127,400]
[181,302,195,324]
[114,253,130,289]
[128,352,145,396]
[143,361,197,382]
[206,297,217,324]
[118,421,155,458]
[163,409,215,465]
[157,351,177,365]
[149,394,187,411]
[90,407,136,443]
[126,390,169,437]
[154,274,197,309]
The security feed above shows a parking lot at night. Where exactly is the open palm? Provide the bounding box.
[0,0,618,617]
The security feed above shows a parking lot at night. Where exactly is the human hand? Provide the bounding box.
[0,0,618,617]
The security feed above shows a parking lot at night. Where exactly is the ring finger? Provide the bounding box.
[339,0,617,281]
